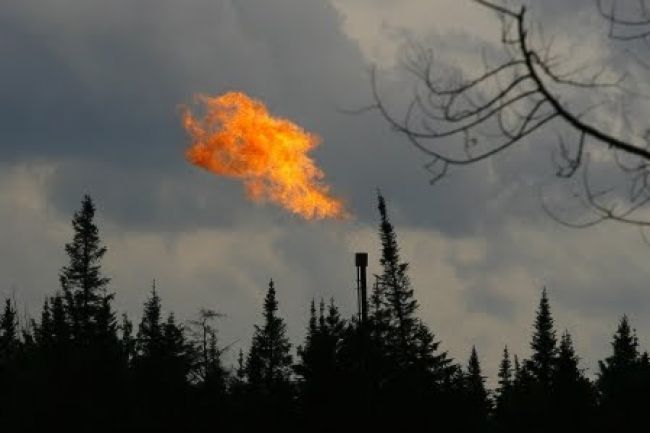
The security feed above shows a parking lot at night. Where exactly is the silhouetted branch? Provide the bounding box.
[370,0,650,229]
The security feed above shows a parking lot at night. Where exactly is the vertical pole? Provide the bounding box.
[356,263,361,321]
[355,252,368,324]
[355,252,370,420]
[360,262,367,324]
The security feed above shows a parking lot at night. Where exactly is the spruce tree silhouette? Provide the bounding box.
[528,288,557,387]
[34,298,53,349]
[552,330,596,430]
[463,346,491,430]
[60,195,114,346]
[370,194,455,429]
[161,313,193,388]
[376,192,420,365]
[511,288,558,432]
[0,299,19,360]
[0,299,19,390]
[0,298,20,427]
[245,279,294,428]
[597,315,650,431]
[133,281,192,428]
[375,194,450,372]
[296,298,346,426]
[295,300,320,409]
[496,346,512,397]
[136,281,164,361]
[55,195,123,429]
[494,345,514,429]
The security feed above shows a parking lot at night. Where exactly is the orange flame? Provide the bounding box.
[182,92,348,220]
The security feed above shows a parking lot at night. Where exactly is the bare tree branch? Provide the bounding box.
[368,0,650,231]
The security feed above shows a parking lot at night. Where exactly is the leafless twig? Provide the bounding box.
[368,0,650,230]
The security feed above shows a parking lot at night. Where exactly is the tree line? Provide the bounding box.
[1,194,649,431]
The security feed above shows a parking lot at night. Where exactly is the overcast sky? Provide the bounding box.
[2,0,649,383]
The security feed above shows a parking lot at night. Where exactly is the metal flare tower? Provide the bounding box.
[355,252,368,324]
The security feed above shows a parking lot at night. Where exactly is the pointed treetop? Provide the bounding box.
[497,345,513,392]
[263,279,279,319]
[246,278,292,389]
[465,345,489,418]
[466,346,486,385]
[467,346,483,377]
[377,190,388,221]
[559,330,576,357]
[610,314,639,366]
[530,286,557,385]
[0,299,18,345]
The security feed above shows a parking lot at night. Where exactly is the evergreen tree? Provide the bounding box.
[506,353,538,433]
[528,288,557,387]
[296,298,346,424]
[295,300,319,386]
[599,315,638,372]
[552,331,595,428]
[0,299,21,428]
[369,271,391,344]
[295,299,322,420]
[133,284,191,429]
[366,194,454,430]
[554,331,586,389]
[464,346,490,429]
[246,279,292,392]
[325,298,346,340]
[34,299,53,349]
[597,315,649,430]
[244,279,294,428]
[136,281,163,361]
[161,313,192,386]
[495,345,514,429]
[508,290,559,432]
[0,299,19,360]
[59,195,114,346]
[497,345,513,398]
[133,281,166,421]
[376,193,418,364]
[374,193,450,377]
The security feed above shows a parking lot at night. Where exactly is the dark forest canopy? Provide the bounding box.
[1,194,650,431]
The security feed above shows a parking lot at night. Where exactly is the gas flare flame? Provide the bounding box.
[182,92,348,220]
